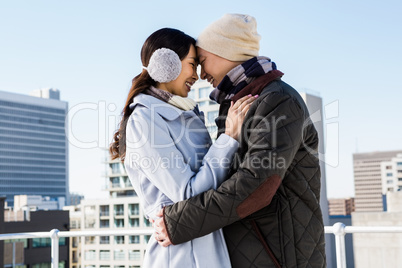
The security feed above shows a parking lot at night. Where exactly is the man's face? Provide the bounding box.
[197,47,241,88]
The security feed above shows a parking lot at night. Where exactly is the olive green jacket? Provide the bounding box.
[164,72,326,268]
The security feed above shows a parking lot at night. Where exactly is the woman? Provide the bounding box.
[109,28,255,267]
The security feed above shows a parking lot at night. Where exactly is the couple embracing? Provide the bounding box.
[110,13,326,268]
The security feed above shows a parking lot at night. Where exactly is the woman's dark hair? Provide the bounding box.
[109,28,196,161]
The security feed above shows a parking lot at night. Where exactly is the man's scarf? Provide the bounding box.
[210,56,277,104]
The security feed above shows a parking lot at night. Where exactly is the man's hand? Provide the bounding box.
[153,208,172,247]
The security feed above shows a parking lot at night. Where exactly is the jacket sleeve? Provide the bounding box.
[125,106,239,204]
[163,91,306,245]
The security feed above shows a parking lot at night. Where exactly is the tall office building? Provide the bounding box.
[353,150,402,212]
[299,92,332,268]
[0,88,69,206]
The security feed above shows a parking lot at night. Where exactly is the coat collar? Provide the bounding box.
[129,93,186,121]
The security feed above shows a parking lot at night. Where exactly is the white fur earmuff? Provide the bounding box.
[143,48,182,83]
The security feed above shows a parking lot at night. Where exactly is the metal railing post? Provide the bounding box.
[333,222,347,268]
[50,229,59,268]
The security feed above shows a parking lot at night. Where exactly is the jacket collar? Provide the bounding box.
[129,93,186,121]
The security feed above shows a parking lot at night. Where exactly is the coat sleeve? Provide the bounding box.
[125,106,239,204]
[163,91,306,245]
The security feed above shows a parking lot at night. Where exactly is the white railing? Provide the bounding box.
[1,223,402,268]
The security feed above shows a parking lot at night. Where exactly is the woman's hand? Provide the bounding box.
[153,208,172,247]
[224,94,258,141]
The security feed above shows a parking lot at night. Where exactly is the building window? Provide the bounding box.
[129,250,141,261]
[397,162,402,166]
[4,239,28,248]
[129,204,139,215]
[72,237,79,248]
[33,238,65,247]
[111,177,120,188]
[199,101,209,107]
[100,219,110,228]
[70,219,80,229]
[114,219,124,228]
[188,90,195,99]
[207,111,219,124]
[110,163,122,174]
[114,204,124,216]
[85,236,96,244]
[100,205,109,216]
[144,235,151,243]
[114,249,125,260]
[129,218,140,227]
[99,250,110,260]
[115,236,125,244]
[100,236,110,244]
[144,217,152,227]
[129,235,140,244]
[85,250,96,260]
[199,87,210,99]
[387,173,393,177]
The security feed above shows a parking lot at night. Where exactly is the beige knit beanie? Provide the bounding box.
[196,14,261,61]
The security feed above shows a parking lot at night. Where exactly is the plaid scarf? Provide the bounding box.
[210,56,277,104]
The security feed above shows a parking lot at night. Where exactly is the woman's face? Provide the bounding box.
[158,45,198,97]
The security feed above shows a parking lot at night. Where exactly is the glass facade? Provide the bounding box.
[0,91,68,206]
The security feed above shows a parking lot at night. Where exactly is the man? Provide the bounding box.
[155,14,326,267]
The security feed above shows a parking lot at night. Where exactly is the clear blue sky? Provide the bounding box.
[1,0,401,199]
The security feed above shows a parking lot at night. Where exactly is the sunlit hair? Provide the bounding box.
[109,28,196,161]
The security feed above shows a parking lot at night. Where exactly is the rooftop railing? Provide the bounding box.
[1,223,402,268]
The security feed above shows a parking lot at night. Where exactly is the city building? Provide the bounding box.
[70,192,85,206]
[13,195,66,211]
[352,191,402,268]
[0,197,70,267]
[0,88,69,207]
[328,197,355,216]
[299,92,332,267]
[78,156,152,267]
[380,153,402,196]
[188,80,219,140]
[63,205,82,268]
[353,150,402,212]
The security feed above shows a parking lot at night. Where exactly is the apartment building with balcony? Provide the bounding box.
[188,80,220,140]
[78,156,152,267]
